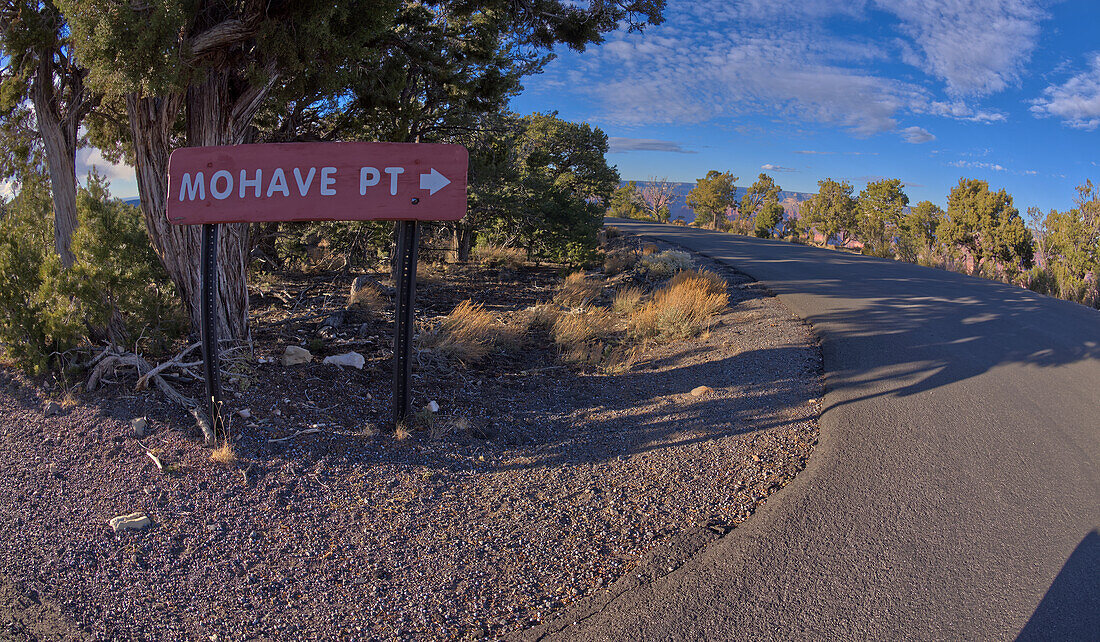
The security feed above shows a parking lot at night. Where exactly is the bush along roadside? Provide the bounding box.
[419,232,730,375]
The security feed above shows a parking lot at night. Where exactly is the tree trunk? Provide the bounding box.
[126,94,250,344]
[31,59,79,268]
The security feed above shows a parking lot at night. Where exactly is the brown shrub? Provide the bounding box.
[667,269,727,296]
[641,243,660,256]
[628,275,729,342]
[472,244,526,269]
[603,250,639,276]
[554,271,604,307]
[612,287,644,315]
[420,300,496,365]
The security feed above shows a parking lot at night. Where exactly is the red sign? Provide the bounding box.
[166,142,468,225]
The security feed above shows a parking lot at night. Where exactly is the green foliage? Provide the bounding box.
[686,170,737,230]
[608,181,648,220]
[470,112,619,264]
[1025,182,1100,306]
[898,200,944,263]
[0,173,183,374]
[740,173,780,235]
[799,178,857,245]
[857,178,909,257]
[55,173,185,347]
[938,178,1033,279]
[0,175,63,373]
[754,200,783,238]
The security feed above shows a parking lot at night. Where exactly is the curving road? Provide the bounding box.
[543,219,1100,641]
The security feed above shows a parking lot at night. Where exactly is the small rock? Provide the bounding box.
[130,417,148,438]
[323,351,365,369]
[238,409,251,419]
[426,400,440,413]
[108,512,151,533]
[690,385,713,397]
[43,401,62,417]
[281,346,312,366]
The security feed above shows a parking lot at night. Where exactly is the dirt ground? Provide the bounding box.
[0,232,822,640]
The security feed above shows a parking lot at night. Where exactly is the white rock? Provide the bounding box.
[323,352,365,369]
[108,512,151,533]
[427,400,440,413]
[281,346,313,366]
[43,401,62,417]
[238,408,251,419]
[130,417,148,438]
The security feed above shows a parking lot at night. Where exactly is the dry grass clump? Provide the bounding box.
[472,244,526,269]
[551,309,633,370]
[641,242,660,256]
[551,308,617,347]
[612,287,644,315]
[210,438,237,466]
[347,276,387,311]
[524,303,561,329]
[603,250,639,275]
[668,269,727,296]
[554,271,604,307]
[421,300,525,366]
[628,272,729,342]
[639,250,693,279]
[420,300,496,365]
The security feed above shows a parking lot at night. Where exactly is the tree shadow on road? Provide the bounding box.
[714,245,1100,413]
[1016,530,1100,641]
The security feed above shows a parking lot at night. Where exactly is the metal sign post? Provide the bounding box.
[167,141,468,429]
[392,221,419,423]
[199,223,225,436]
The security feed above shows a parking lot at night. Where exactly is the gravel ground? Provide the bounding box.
[0,240,822,640]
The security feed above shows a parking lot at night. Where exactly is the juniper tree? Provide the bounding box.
[799,178,857,246]
[938,178,1033,278]
[857,178,909,257]
[686,170,737,231]
[740,173,780,235]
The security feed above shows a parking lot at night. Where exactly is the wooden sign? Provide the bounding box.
[166,142,468,225]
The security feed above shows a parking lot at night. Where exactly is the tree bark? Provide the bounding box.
[31,58,80,268]
[126,93,250,344]
[124,55,276,345]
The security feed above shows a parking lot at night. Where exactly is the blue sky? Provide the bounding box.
[511,0,1099,213]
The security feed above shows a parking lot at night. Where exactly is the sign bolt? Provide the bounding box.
[411,198,420,205]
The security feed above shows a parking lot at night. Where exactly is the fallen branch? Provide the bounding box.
[86,347,196,409]
[135,342,201,391]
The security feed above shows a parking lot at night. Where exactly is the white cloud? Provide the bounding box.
[542,0,1026,140]
[878,0,1047,96]
[76,148,135,184]
[607,137,695,153]
[900,126,935,143]
[794,150,835,155]
[1030,53,1100,130]
[948,160,1006,172]
[761,163,796,172]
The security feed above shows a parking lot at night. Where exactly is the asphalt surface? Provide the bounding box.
[542,220,1100,641]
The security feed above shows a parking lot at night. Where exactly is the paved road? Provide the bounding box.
[544,220,1100,641]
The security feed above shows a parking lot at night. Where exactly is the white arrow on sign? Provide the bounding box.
[419,168,451,196]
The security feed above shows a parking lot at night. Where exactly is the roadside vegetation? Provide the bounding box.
[614,173,1100,310]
